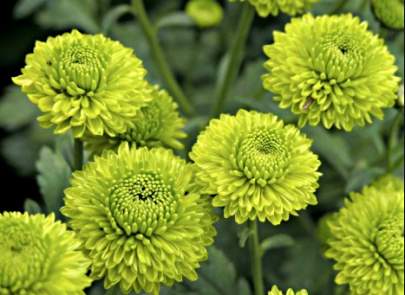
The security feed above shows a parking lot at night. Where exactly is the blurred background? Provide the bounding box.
[0,0,403,294]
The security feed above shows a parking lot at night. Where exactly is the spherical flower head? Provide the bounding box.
[229,0,318,17]
[186,0,224,28]
[371,0,404,29]
[190,110,321,225]
[372,174,404,192]
[13,29,151,138]
[0,212,91,294]
[325,182,404,294]
[268,285,309,295]
[263,14,400,131]
[83,84,187,154]
[61,144,217,295]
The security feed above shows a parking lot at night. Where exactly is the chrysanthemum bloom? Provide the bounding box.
[325,181,404,294]
[13,29,151,138]
[263,14,400,131]
[0,212,91,294]
[268,285,309,295]
[229,0,318,17]
[190,110,321,225]
[83,84,186,154]
[372,174,404,192]
[371,0,404,29]
[62,144,217,294]
[186,0,224,28]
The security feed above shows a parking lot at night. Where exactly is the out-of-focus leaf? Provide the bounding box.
[345,166,385,193]
[238,225,253,248]
[35,0,100,33]
[156,12,194,29]
[261,234,295,254]
[14,0,47,18]
[36,146,72,216]
[0,86,38,131]
[303,126,353,179]
[1,124,53,176]
[101,4,133,34]
[24,198,42,214]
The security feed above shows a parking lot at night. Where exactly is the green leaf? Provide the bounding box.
[24,199,42,214]
[0,86,38,131]
[261,234,295,254]
[36,146,72,216]
[13,0,47,18]
[156,12,194,30]
[238,225,253,248]
[101,5,133,34]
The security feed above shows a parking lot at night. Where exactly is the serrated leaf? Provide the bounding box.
[13,0,47,18]
[24,198,42,214]
[0,86,38,131]
[36,146,72,216]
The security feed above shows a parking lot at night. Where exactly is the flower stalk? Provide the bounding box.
[73,139,84,170]
[131,0,194,116]
[248,220,265,295]
[212,2,255,117]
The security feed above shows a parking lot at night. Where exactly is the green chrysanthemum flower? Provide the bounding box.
[325,180,404,294]
[13,29,151,138]
[371,0,404,29]
[229,0,318,17]
[186,0,224,28]
[263,14,400,131]
[373,174,404,192]
[62,144,217,295]
[0,212,91,294]
[190,110,321,225]
[268,285,309,295]
[83,84,186,154]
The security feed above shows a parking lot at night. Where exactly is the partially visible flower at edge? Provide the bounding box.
[371,0,404,30]
[0,212,91,295]
[268,285,309,295]
[186,0,224,28]
[13,29,151,138]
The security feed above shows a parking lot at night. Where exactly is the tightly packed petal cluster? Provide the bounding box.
[263,14,400,131]
[230,0,318,17]
[62,144,217,295]
[325,177,404,294]
[371,0,404,29]
[84,84,186,154]
[0,212,91,295]
[268,285,309,295]
[13,29,151,138]
[186,0,224,28]
[190,110,321,225]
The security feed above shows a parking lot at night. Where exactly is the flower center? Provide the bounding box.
[238,129,291,184]
[0,220,49,291]
[108,173,178,236]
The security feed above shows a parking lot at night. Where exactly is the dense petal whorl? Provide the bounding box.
[263,14,400,131]
[229,0,318,17]
[325,176,404,295]
[13,29,151,138]
[190,110,321,225]
[371,0,404,29]
[0,212,91,295]
[268,285,309,295]
[61,144,217,295]
[84,84,186,154]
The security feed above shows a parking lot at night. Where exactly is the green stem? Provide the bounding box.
[131,0,194,116]
[386,108,404,173]
[248,220,265,295]
[212,3,255,117]
[73,139,84,171]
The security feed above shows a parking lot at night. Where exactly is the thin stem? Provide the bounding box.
[131,0,194,116]
[386,108,404,173]
[248,220,265,295]
[73,139,84,171]
[212,3,255,117]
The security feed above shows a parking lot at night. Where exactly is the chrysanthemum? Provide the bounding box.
[186,0,224,28]
[0,212,91,295]
[325,180,404,294]
[372,174,404,192]
[61,144,217,294]
[268,285,309,295]
[83,84,186,154]
[263,14,400,131]
[190,110,321,225]
[371,0,404,29]
[13,29,151,138]
[229,0,318,17]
